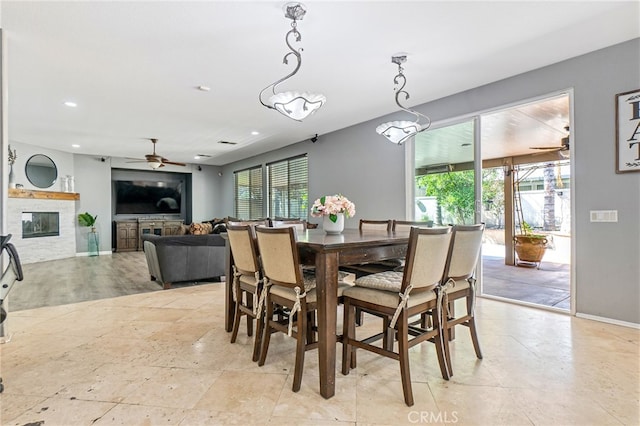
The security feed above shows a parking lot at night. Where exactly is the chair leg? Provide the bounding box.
[341,299,355,375]
[246,292,254,337]
[306,311,316,344]
[252,302,264,362]
[258,296,273,367]
[382,317,394,351]
[355,307,364,326]
[230,296,242,344]
[436,311,452,380]
[292,303,307,392]
[397,313,414,407]
[466,292,483,359]
[468,316,483,359]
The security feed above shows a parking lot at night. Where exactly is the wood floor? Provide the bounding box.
[7,251,219,312]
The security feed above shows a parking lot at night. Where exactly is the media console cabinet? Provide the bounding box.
[114,219,183,252]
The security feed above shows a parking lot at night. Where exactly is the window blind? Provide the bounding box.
[234,165,263,219]
[267,155,308,220]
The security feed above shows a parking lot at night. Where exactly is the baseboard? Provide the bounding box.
[76,250,113,257]
[576,312,640,329]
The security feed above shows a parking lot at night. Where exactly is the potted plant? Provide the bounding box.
[78,212,98,231]
[514,221,548,266]
[310,194,356,234]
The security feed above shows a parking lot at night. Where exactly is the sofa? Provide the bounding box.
[141,233,226,289]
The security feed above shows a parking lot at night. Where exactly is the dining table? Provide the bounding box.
[223,227,410,399]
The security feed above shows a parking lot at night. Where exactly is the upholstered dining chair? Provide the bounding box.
[226,224,264,362]
[440,223,485,376]
[254,226,350,392]
[341,226,453,406]
[226,218,270,237]
[270,219,306,236]
[392,219,434,233]
[340,219,396,278]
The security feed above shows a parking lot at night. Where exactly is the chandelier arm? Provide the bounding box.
[273,28,303,92]
[258,27,303,108]
[394,88,431,131]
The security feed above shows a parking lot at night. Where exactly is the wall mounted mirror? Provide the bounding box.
[25,154,58,188]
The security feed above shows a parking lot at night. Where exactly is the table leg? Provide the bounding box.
[315,251,338,399]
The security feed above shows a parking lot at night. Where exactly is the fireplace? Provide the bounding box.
[22,212,60,239]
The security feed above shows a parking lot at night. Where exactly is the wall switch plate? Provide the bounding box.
[590,210,618,222]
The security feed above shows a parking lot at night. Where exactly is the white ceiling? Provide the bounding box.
[1,1,638,166]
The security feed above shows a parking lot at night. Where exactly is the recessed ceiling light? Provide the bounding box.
[64,101,77,107]
[251,131,260,136]
[194,155,201,160]
[71,144,80,148]
[197,85,211,92]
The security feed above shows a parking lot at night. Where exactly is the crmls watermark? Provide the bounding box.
[408,411,459,423]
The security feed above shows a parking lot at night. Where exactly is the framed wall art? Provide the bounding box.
[615,88,640,173]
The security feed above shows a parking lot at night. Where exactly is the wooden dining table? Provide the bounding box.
[223,227,410,399]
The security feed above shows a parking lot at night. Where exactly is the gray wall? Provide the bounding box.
[220,39,640,324]
[74,154,112,252]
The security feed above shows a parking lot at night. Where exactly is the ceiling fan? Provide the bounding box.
[127,139,186,169]
[529,125,570,155]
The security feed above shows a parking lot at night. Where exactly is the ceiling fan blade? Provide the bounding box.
[161,160,186,166]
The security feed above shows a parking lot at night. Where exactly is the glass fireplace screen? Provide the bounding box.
[22,212,60,239]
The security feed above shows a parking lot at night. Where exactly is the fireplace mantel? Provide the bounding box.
[8,188,79,201]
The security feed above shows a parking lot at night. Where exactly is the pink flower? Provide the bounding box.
[310,194,356,222]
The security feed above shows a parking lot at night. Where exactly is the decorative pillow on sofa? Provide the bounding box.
[189,222,213,235]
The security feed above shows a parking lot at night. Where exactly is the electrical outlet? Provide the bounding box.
[590,210,618,222]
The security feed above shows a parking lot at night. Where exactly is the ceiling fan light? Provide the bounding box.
[269,91,326,121]
[149,161,163,170]
[376,120,422,145]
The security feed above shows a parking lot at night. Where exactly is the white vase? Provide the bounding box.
[8,164,15,189]
[323,213,345,234]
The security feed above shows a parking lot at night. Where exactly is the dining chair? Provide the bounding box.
[392,219,433,233]
[440,223,485,376]
[340,219,397,278]
[226,218,270,237]
[254,226,351,392]
[271,219,306,235]
[341,226,453,406]
[226,224,264,362]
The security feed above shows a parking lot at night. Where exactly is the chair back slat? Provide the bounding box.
[226,225,260,275]
[255,226,302,288]
[403,227,452,291]
[445,224,485,281]
[359,219,392,232]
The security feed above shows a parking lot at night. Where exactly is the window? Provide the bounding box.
[234,165,263,219]
[267,155,308,220]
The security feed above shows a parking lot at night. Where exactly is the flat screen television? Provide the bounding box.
[115,180,183,215]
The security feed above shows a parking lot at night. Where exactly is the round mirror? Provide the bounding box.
[25,154,58,188]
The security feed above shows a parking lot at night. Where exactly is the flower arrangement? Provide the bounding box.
[310,194,356,223]
[8,145,17,166]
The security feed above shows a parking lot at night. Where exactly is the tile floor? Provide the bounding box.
[1,282,638,425]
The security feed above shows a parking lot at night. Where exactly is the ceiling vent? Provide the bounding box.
[217,141,237,145]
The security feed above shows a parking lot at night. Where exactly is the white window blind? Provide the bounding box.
[267,155,308,220]
[234,165,263,219]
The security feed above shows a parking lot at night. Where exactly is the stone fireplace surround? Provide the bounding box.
[7,189,78,264]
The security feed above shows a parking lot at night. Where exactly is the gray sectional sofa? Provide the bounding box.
[141,233,226,289]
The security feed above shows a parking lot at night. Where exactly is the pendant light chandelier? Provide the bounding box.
[259,2,325,121]
[376,55,431,145]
